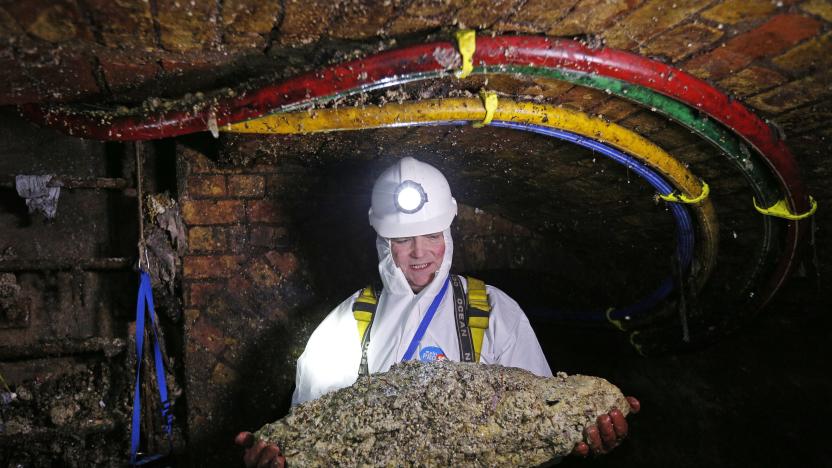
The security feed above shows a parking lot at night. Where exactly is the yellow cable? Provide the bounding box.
[454,29,476,79]
[753,196,817,220]
[473,90,497,128]
[660,181,709,204]
[222,98,719,292]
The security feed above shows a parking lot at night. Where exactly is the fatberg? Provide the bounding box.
[255,360,630,466]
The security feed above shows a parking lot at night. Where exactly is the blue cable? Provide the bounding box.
[409,120,696,322]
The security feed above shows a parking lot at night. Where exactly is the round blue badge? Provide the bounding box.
[419,346,447,362]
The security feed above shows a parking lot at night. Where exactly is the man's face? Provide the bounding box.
[390,232,446,293]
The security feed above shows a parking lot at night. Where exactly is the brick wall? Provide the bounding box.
[178,143,316,465]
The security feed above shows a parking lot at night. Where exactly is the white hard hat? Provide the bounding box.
[369,157,458,238]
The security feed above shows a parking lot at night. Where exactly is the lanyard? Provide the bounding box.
[401,275,450,362]
[130,271,173,465]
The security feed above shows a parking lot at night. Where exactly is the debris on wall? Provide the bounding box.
[14,175,61,220]
[144,193,187,296]
[0,273,29,329]
[0,348,129,466]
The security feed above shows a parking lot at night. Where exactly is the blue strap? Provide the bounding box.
[401,276,450,362]
[130,271,173,465]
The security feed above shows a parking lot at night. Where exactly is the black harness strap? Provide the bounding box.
[450,275,475,362]
[358,320,373,377]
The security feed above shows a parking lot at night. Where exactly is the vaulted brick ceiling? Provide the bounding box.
[1,1,829,109]
[1,1,828,161]
[1,0,829,309]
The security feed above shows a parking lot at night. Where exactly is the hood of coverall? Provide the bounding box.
[375,227,454,298]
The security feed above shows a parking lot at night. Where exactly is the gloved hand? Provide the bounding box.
[572,396,640,456]
[235,431,286,468]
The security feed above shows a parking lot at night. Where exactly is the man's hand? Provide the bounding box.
[235,431,286,468]
[572,396,640,457]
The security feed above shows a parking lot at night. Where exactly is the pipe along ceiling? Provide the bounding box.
[20,32,817,354]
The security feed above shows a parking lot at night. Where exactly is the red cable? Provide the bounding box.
[21,36,809,309]
[22,37,807,213]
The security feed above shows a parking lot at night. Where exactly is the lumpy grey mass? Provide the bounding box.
[255,361,629,467]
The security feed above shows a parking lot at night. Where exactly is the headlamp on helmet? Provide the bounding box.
[394,180,428,214]
[369,157,457,239]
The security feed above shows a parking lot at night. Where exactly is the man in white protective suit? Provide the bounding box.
[236,157,640,467]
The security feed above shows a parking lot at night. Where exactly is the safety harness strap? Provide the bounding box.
[464,276,491,363]
[351,275,492,374]
[130,271,173,466]
[450,275,475,362]
[354,285,379,377]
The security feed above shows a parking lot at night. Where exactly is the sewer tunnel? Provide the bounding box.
[0,2,830,466]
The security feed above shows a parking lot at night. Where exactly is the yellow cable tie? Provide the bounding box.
[473,90,497,128]
[454,29,476,79]
[659,181,709,204]
[605,307,626,331]
[753,196,817,220]
[628,331,646,357]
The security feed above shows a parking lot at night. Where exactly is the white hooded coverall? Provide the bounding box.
[291,229,552,405]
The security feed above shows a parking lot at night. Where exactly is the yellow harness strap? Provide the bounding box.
[353,286,378,343]
[465,276,491,362]
[352,277,491,363]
